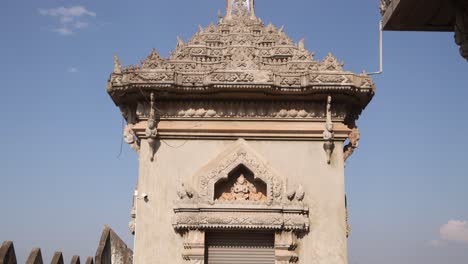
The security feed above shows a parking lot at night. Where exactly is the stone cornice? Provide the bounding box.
[130,120,352,140]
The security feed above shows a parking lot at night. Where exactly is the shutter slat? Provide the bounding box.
[206,232,275,264]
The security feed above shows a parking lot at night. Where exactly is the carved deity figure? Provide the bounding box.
[219,174,267,201]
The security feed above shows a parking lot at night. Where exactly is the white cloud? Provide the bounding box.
[429,220,468,247]
[68,67,78,73]
[39,6,96,36]
[38,6,96,18]
[440,220,468,243]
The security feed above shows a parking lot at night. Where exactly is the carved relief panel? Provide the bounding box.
[173,139,309,263]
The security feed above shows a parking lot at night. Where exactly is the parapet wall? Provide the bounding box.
[0,226,132,264]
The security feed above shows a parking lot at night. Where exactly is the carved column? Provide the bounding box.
[275,231,298,264]
[182,230,205,264]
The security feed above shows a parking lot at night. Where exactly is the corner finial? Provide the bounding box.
[298,38,305,50]
[176,36,184,48]
[113,54,122,74]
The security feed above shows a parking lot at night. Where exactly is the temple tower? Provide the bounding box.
[107,1,374,263]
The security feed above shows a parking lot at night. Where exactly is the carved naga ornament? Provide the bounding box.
[145,93,158,161]
[323,96,335,164]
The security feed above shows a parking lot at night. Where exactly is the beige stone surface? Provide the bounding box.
[133,139,347,264]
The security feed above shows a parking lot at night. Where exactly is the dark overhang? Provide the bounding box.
[382,0,456,31]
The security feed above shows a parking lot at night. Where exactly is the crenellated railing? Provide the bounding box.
[0,226,133,264]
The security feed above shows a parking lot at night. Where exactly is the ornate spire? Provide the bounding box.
[225,0,256,20]
[113,54,122,74]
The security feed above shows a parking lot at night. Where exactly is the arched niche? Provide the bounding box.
[173,139,309,233]
[214,164,268,202]
[195,139,284,205]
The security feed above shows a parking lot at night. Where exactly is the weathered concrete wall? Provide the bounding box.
[0,241,17,264]
[133,139,347,264]
[1,225,126,264]
[95,226,132,264]
[25,248,42,264]
[51,252,64,264]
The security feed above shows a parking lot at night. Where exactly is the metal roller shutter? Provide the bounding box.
[206,231,275,264]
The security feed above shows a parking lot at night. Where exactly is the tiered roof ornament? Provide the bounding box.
[107,0,374,161]
[108,0,373,106]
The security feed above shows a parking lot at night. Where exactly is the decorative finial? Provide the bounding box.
[113,54,122,74]
[298,38,305,50]
[217,9,223,19]
[176,36,184,48]
[145,92,158,161]
[225,0,256,19]
[323,96,335,164]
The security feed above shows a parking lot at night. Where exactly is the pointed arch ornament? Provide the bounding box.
[173,140,308,263]
[173,139,310,232]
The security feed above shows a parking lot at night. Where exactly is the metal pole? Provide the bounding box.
[369,20,383,75]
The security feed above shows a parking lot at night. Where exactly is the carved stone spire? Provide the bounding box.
[113,54,122,74]
[225,0,256,20]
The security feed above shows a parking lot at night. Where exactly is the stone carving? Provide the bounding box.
[226,0,256,19]
[217,174,267,202]
[173,139,309,231]
[286,185,305,202]
[323,96,335,164]
[196,139,282,204]
[275,231,298,264]
[173,211,308,231]
[320,53,344,71]
[181,230,205,264]
[134,100,349,121]
[176,181,195,200]
[123,124,140,154]
[107,3,375,103]
[343,127,360,162]
[85,257,94,264]
[113,54,122,74]
[145,93,158,161]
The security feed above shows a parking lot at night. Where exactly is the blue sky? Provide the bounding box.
[1,0,467,263]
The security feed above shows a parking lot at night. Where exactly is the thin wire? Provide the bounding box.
[117,117,124,158]
[161,139,189,149]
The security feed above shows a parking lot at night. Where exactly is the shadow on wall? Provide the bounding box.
[0,225,132,264]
